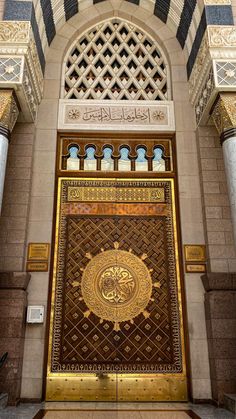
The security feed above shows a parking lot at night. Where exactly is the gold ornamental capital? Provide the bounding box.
[0,21,43,122]
[0,89,19,137]
[211,92,236,137]
[189,24,236,126]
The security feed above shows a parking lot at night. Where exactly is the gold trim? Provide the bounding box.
[46,177,187,401]
[68,186,165,202]
[0,89,19,133]
[211,93,236,135]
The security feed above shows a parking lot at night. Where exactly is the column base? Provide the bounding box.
[202,273,236,404]
[0,272,30,405]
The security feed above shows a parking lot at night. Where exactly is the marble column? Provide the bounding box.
[211,93,236,247]
[222,134,236,246]
[0,90,19,213]
[0,134,9,213]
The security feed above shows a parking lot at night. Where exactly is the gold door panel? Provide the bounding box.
[46,178,187,401]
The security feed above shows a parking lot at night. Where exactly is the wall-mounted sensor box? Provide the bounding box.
[26,305,44,323]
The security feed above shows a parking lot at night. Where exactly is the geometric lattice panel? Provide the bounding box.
[64,18,169,100]
[63,216,175,369]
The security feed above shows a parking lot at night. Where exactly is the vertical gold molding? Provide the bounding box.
[0,89,19,137]
[211,93,236,139]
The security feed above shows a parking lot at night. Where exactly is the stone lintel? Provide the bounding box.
[58,100,175,132]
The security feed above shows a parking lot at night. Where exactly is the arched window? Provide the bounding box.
[63,18,170,101]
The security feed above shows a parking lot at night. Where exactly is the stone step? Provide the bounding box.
[224,394,236,414]
[0,393,8,409]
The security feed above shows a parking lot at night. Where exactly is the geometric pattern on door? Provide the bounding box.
[46,178,187,401]
[62,216,182,373]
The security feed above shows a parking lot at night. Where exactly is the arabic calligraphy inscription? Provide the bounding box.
[65,105,168,126]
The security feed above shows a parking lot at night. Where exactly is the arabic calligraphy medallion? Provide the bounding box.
[99,265,135,304]
[80,243,154,330]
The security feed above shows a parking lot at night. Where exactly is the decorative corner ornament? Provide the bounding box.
[0,21,43,122]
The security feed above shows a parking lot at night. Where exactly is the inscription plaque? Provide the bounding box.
[28,243,50,261]
[26,262,49,272]
[185,264,206,273]
[184,245,206,262]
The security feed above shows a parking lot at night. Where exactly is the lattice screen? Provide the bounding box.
[63,19,170,101]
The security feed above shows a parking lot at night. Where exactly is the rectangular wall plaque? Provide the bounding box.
[184,245,206,262]
[185,264,206,273]
[26,262,49,272]
[58,99,175,132]
[28,243,50,261]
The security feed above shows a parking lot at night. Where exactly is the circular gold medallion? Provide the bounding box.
[81,248,152,326]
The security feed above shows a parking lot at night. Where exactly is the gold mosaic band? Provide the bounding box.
[0,89,19,139]
[211,93,236,144]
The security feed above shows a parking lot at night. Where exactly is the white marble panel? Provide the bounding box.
[0,134,8,213]
[223,136,236,246]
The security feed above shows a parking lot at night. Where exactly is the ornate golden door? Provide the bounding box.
[46,173,188,401]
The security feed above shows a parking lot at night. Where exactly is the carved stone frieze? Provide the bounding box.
[211,93,236,135]
[189,33,210,106]
[190,26,236,125]
[208,26,236,47]
[0,21,43,122]
[0,21,30,43]
[0,89,19,135]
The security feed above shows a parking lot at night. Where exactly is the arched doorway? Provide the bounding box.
[45,18,188,402]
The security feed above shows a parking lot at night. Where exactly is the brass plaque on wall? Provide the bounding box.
[28,243,50,261]
[26,261,49,272]
[185,264,206,273]
[46,178,187,402]
[184,245,206,262]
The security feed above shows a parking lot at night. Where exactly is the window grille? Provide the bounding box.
[63,19,169,101]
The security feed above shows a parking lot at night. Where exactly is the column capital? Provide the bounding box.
[0,21,43,122]
[211,92,236,143]
[189,25,236,126]
[0,89,19,138]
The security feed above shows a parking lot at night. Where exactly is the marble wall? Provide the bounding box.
[198,127,236,273]
[0,124,35,272]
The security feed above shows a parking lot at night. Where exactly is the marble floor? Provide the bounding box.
[0,403,235,419]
